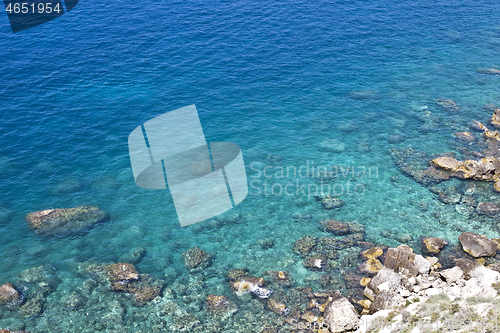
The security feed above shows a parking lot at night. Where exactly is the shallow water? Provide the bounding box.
[1,0,500,331]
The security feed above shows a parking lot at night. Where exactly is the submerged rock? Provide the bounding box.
[105,263,140,286]
[293,236,318,256]
[455,131,476,142]
[267,298,289,315]
[182,247,213,273]
[206,295,238,319]
[477,202,500,215]
[319,219,351,235]
[458,232,498,258]
[0,283,20,306]
[390,148,450,185]
[476,68,500,75]
[317,195,345,209]
[25,205,107,235]
[318,138,345,153]
[435,98,460,112]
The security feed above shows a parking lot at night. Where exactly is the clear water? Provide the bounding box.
[1,0,500,331]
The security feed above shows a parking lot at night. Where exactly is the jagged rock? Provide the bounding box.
[435,98,460,112]
[323,294,360,332]
[422,237,448,254]
[455,132,476,142]
[205,295,238,319]
[320,219,351,235]
[267,298,289,315]
[384,245,430,276]
[182,247,212,273]
[293,236,318,256]
[0,283,20,306]
[439,266,463,283]
[458,232,498,258]
[477,202,500,215]
[432,156,500,181]
[25,205,107,235]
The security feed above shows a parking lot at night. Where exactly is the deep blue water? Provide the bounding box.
[1,0,500,331]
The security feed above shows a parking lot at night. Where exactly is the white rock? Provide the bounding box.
[400,289,411,297]
[324,296,360,333]
[414,254,431,275]
[378,281,390,292]
[425,288,442,296]
[469,266,500,287]
[439,266,463,283]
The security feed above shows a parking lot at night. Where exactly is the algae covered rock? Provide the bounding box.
[105,263,140,285]
[293,236,318,257]
[206,295,238,319]
[422,236,448,255]
[435,98,460,112]
[267,298,289,315]
[458,232,498,258]
[319,219,351,235]
[25,205,107,235]
[182,247,213,273]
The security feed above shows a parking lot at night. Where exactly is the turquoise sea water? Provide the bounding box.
[1,0,500,331]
